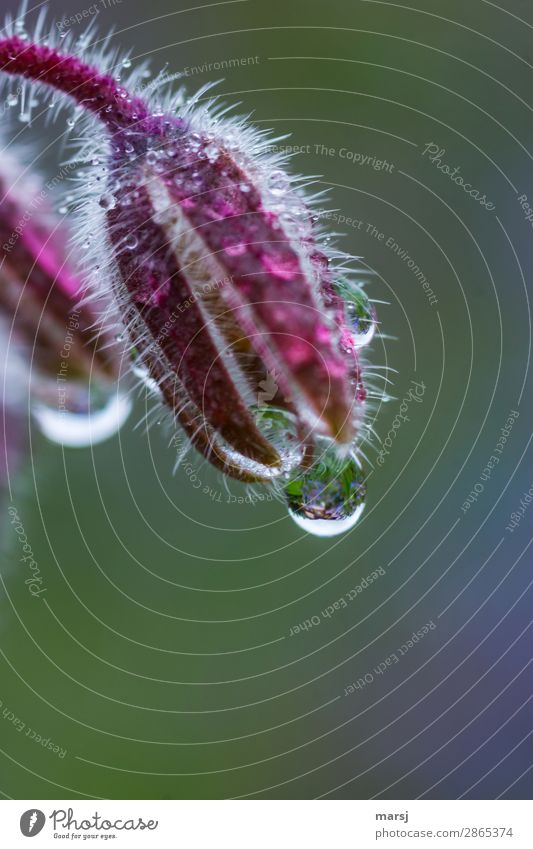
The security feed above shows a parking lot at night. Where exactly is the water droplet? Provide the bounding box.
[254,405,303,471]
[18,112,30,123]
[6,93,18,107]
[66,117,76,128]
[267,169,290,197]
[124,141,134,154]
[99,192,117,211]
[289,510,364,537]
[33,392,132,448]
[334,279,376,347]
[239,182,251,193]
[285,448,366,537]
[58,205,68,215]
[124,235,138,250]
[146,150,158,165]
[122,58,132,69]
[204,143,220,163]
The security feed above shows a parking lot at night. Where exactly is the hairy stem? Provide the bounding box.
[0,36,147,130]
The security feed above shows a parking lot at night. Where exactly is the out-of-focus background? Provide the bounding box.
[0,0,532,799]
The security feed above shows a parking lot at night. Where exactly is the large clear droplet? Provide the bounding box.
[285,447,366,537]
[334,279,376,347]
[32,391,132,448]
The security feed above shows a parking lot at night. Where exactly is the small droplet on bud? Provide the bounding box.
[99,192,117,210]
[33,392,132,448]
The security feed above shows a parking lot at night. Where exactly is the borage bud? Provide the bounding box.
[0,145,130,446]
[0,22,382,532]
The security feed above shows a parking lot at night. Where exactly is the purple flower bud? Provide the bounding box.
[0,25,379,493]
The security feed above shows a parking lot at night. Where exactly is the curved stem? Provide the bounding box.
[0,36,148,130]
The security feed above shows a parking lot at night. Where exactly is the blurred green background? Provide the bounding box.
[1,0,532,799]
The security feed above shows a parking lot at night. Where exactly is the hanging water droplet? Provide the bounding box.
[33,392,132,448]
[66,117,76,128]
[267,169,290,197]
[124,234,138,250]
[58,205,68,215]
[122,58,132,69]
[18,112,30,123]
[285,447,366,537]
[6,93,18,107]
[99,192,117,211]
[334,279,376,347]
